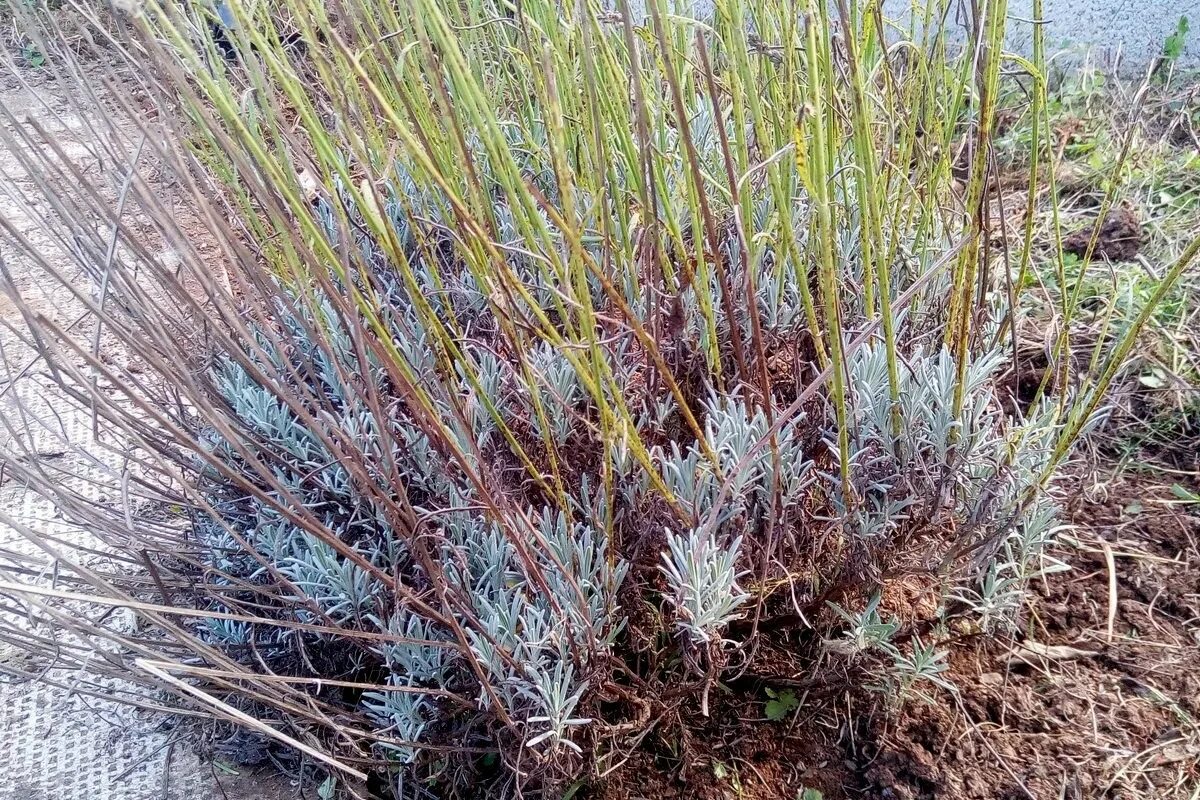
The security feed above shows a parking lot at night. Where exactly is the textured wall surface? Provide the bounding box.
[888,0,1199,69]
[621,1,1199,69]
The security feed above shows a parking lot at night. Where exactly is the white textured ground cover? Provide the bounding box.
[0,68,291,800]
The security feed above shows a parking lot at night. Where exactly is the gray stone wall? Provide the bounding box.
[906,0,1198,70]
[616,1,1199,69]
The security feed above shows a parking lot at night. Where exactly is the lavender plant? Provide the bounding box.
[2,0,1198,798]
[661,527,748,646]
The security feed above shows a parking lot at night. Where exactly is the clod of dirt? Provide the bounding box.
[977,671,1003,687]
[1063,206,1144,262]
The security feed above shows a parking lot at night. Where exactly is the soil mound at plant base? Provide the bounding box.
[1063,206,1145,262]
[587,471,1200,800]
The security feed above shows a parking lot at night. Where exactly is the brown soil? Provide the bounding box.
[1062,207,1145,263]
[588,469,1200,800]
